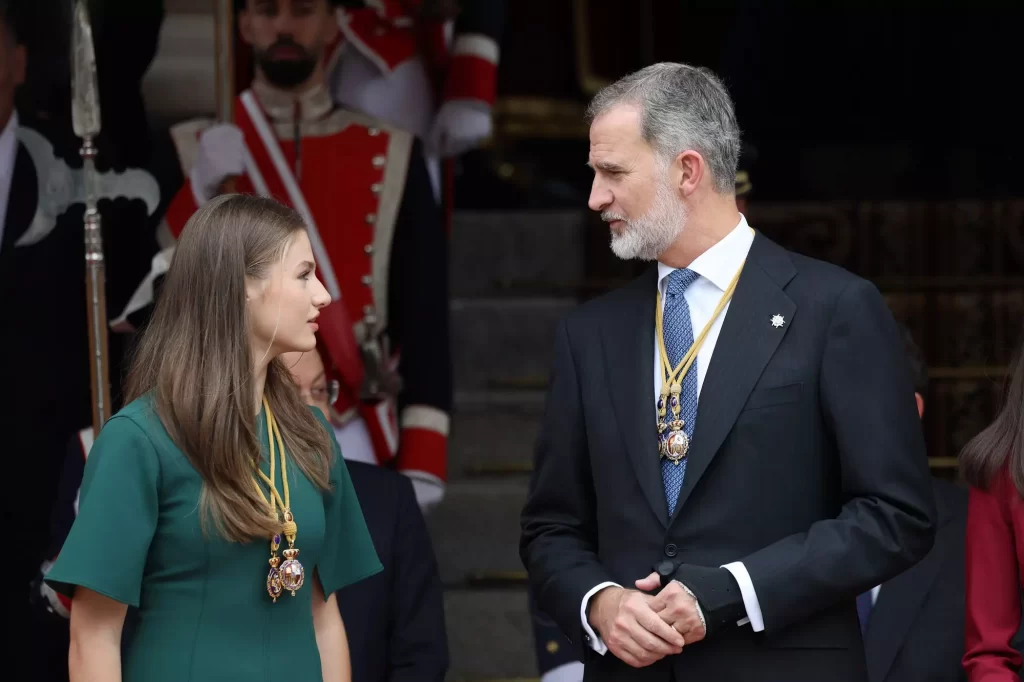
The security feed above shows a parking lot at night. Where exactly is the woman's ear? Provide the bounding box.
[245,276,266,303]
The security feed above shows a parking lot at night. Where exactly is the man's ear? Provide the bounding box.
[914,392,924,419]
[676,150,705,197]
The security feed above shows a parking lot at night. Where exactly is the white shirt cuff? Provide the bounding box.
[581,582,620,654]
[721,562,765,631]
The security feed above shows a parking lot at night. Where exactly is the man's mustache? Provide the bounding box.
[266,37,311,59]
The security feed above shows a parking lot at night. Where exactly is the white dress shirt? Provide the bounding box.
[582,216,767,655]
[0,111,20,253]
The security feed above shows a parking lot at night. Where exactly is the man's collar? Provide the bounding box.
[250,79,333,124]
[657,215,755,293]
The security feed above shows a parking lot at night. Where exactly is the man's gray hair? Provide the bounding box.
[586,63,741,194]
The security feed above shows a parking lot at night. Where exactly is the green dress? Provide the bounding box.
[45,395,382,682]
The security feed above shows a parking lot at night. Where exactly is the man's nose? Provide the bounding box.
[588,179,612,213]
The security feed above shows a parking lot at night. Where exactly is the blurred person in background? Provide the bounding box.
[284,346,449,682]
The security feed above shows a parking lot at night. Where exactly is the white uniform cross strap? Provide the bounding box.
[239,90,342,302]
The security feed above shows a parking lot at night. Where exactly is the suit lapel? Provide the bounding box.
[670,233,797,521]
[863,546,943,682]
[602,267,669,526]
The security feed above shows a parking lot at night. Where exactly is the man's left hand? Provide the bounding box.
[635,573,707,645]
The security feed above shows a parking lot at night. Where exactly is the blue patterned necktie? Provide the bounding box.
[661,268,701,517]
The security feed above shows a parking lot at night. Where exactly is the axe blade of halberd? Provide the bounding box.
[14,126,161,247]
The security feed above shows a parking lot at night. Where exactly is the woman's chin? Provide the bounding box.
[277,336,317,356]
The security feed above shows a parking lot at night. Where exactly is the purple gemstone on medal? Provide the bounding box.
[273,534,281,546]
[657,398,665,410]
[670,396,679,407]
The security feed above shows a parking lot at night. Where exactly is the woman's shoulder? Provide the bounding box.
[97,395,179,462]
[108,394,162,435]
[968,461,1024,510]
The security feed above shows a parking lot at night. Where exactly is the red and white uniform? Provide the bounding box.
[164,82,452,503]
[326,0,504,163]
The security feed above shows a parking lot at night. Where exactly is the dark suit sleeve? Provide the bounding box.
[732,279,936,633]
[388,475,449,682]
[520,318,616,654]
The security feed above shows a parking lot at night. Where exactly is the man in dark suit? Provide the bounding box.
[284,350,450,682]
[858,326,968,682]
[520,62,936,681]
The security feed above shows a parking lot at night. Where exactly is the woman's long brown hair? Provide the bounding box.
[125,194,333,542]
[960,328,1024,497]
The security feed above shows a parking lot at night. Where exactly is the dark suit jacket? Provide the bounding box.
[335,461,448,682]
[520,231,937,682]
[864,478,967,682]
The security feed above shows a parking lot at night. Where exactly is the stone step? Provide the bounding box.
[428,479,530,586]
[142,14,216,121]
[449,211,591,298]
[451,298,574,390]
[450,391,545,477]
[444,587,537,681]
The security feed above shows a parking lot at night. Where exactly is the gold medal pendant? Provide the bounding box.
[666,383,688,464]
[654,243,749,467]
[266,531,283,602]
[256,398,305,602]
[657,382,689,465]
[663,421,689,464]
[278,509,305,597]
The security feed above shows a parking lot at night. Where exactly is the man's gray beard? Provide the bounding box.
[607,183,688,261]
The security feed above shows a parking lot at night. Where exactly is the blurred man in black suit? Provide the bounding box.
[283,349,449,682]
[858,326,967,682]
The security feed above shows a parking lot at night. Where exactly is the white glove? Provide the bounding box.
[429,100,492,159]
[190,123,246,202]
[402,470,445,513]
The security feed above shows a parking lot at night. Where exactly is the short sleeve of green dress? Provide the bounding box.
[45,415,160,607]
[311,407,383,596]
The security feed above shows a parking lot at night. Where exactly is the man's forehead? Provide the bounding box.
[590,104,641,135]
[590,106,642,152]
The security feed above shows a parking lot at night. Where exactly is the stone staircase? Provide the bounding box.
[437,211,593,681]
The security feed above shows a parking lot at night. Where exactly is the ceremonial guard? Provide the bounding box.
[326,0,504,206]
[161,0,452,508]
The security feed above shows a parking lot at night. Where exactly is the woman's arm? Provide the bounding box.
[313,570,351,682]
[964,476,1022,681]
[68,587,127,682]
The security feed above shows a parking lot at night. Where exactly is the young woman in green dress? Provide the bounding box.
[45,194,382,682]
